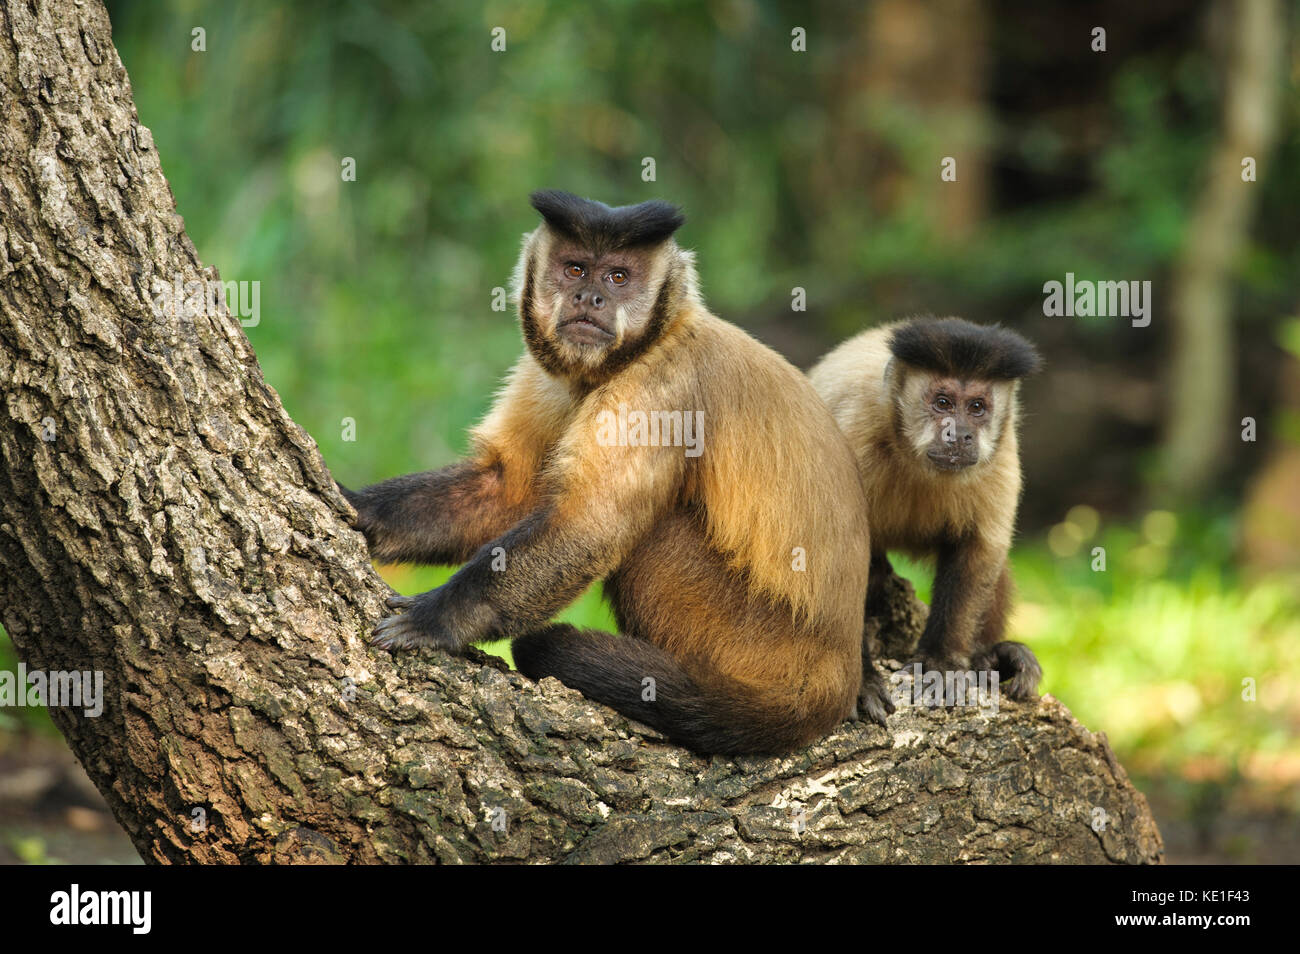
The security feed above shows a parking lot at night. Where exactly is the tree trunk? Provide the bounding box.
[0,0,1163,864]
[1162,0,1283,498]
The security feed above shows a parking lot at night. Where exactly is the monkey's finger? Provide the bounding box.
[973,641,1042,702]
[855,672,896,725]
[371,613,417,650]
[385,594,416,611]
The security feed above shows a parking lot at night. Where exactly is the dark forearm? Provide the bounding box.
[372,505,610,652]
[437,508,606,643]
[917,537,1001,665]
[343,460,528,565]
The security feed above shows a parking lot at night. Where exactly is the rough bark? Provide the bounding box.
[0,0,1163,864]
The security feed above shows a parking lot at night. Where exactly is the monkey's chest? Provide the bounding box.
[866,473,978,550]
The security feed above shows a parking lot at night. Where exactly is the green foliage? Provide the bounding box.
[888,506,1300,794]
[7,834,57,865]
[100,0,1300,489]
[0,629,57,736]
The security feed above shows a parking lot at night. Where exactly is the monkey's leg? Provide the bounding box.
[969,564,1042,701]
[854,642,896,726]
[912,536,1001,675]
[864,549,894,618]
[853,549,898,725]
[339,460,529,565]
[512,624,823,756]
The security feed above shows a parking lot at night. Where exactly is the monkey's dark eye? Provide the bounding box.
[607,269,629,286]
[969,400,986,416]
[564,264,585,279]
[934,396,953,412]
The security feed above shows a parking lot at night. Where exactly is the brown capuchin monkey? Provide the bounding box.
[338,190,894,755]
[809,317,1043,701]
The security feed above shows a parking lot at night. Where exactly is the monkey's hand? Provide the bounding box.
[971,640,1042,702]
[336,481,377,540]
[853,667,896,726]
[370,590,494,653]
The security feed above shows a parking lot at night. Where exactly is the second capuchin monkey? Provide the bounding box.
[809,317,1044,701]
[338,190,892,755]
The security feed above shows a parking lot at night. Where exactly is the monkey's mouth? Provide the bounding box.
[559,315,615,345]
[927,450,977,471]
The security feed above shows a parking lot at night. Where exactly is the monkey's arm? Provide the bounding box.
[340,459,533,566]
[969,562,1043,700]
[370,435,685,652]
[914,534,1006,669]
[342,356,566,565]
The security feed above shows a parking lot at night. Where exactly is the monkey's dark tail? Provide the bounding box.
[512,624,818,756]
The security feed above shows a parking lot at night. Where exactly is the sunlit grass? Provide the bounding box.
[1007,513,1300,798]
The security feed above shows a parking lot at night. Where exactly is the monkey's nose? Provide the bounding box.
[590,293,605,309]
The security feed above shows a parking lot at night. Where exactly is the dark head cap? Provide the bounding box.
[529,190,685,256]
[889,317,1042,381]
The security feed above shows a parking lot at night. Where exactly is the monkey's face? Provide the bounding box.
[899,372,1012,472]
[524,235,673,378]
[549,241,656,346]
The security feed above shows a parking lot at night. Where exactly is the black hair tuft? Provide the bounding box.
[888,317,1042,381]
[529,190,685,254]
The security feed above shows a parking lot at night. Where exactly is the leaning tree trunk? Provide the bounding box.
[0,0,1163,864]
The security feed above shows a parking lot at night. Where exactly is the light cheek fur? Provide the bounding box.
[979,383,1015,465]
[893,374,930,457]
[903,408,935,458]
[614,253,672,340]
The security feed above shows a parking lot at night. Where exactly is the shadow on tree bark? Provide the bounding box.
[0,0,1162,863]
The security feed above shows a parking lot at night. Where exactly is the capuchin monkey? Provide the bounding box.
[809,317,1043,701]
[338,190,893,755]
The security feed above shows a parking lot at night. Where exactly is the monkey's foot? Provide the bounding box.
[971,640,1042,702]
[852,668,896,726]
[371,594,463,652]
